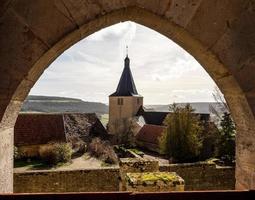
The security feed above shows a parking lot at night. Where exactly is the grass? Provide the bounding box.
[128,148,144,157]
[141,173,176,182]
[127,172,178,183]
[14,159,51,170]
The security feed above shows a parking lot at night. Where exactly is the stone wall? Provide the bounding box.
[14,162,234,193]
[14,167,120,193]
[160,162,235,191]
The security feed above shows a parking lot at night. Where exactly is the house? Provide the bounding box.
[108,55,214,153]
[135,124,166,153]
[14,113,108,157]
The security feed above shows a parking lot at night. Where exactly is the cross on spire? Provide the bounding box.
[126,45,128,57]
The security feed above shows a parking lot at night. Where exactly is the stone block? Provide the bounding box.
[125,172,184,192]
[119,158,159,173]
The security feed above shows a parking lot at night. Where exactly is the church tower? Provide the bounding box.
[108,54,143,142]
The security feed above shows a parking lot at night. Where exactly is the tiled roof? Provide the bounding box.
[63,113,109,141]
[14,113,66,146]
[137,107,168,125]
[110,56,139,96]
[137,106,210,126]
[136,124,166,145]
[15,113,109,146]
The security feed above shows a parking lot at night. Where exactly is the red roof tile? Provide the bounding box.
[136,124,166,145]
[14,113,66,146]
[14,113,109,146]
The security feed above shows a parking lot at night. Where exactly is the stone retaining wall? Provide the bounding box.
[159,162,235,190]
[14,167,120,193]
[14,162,235,193]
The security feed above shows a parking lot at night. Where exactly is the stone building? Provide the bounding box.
[135,106,213,153]
[14,113,108,157]
[108,55,143,142]
[108,56,212,150]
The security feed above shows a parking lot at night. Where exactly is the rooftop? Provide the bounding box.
[110,56,140,97]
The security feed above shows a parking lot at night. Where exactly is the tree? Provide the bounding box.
[210,86,236,164]
[216,112,235,164]
[159,103,202,163]
[209,86,229,126]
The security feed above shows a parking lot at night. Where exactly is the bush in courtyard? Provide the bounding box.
[39,143,72,165]
[67,135,87,154]
[14,146,25,160]
[159,103,202,163]
[88,137,118,164]
[199,122,220,160]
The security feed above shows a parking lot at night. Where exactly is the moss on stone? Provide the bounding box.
[126,172,181,185]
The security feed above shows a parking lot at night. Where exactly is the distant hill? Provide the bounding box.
[21,96,224,117]
[21,95,108,114]
[145,102,225,114]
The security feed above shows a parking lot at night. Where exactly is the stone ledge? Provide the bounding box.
[120,158,159,173]
[125,172,184,192]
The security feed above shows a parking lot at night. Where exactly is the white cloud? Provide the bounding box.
[30,21,217,104]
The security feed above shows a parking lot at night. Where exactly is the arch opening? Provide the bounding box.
[1,6,255,193]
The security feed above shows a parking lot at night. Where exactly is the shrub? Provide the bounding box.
[67,135,87,154]
[159,103,202,163]
[14,146,25,160]
[199,122,219,160]
[88,137,118,164]
[39,143,72,165]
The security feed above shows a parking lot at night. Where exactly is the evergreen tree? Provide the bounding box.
[216,112,235,163]
[159,103,202,162]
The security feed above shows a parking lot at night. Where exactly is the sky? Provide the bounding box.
[30,21,217,105]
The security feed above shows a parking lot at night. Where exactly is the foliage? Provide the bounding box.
[216,112,235,164]
[67,135,87,155]
[128,148,145,157]
[14,146,25,160]
[39,143,72,165]
[88,137,118,164]
[199,122,220,160]
[118,118,136,147]
[209,86,229,127]
[209,87,235,164]
[159,103,203,163]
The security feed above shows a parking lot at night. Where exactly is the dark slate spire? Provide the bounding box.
[110,55,139,96]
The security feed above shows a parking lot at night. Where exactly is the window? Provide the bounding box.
[137,98,140,105]
[117,98,123,105]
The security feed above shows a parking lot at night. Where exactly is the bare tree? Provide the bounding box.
[209,86,229,120]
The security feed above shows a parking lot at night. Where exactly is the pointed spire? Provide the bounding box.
[110,51,139,97]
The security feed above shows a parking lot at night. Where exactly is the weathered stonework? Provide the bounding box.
[14,167,120,193]
[13,162,233,193]
[1,0,255,192]
[119,158,159,173]
[108,96,143,139]
[125,172,184,192]
[160,162,235,190]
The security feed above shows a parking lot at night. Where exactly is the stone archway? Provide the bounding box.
[1,1,255,193]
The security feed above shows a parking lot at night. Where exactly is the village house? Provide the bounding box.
[14,113,108,158]
[108,55,213,153]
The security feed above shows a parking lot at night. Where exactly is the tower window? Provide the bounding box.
[117,98,123,105]
[137,98,140,104]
